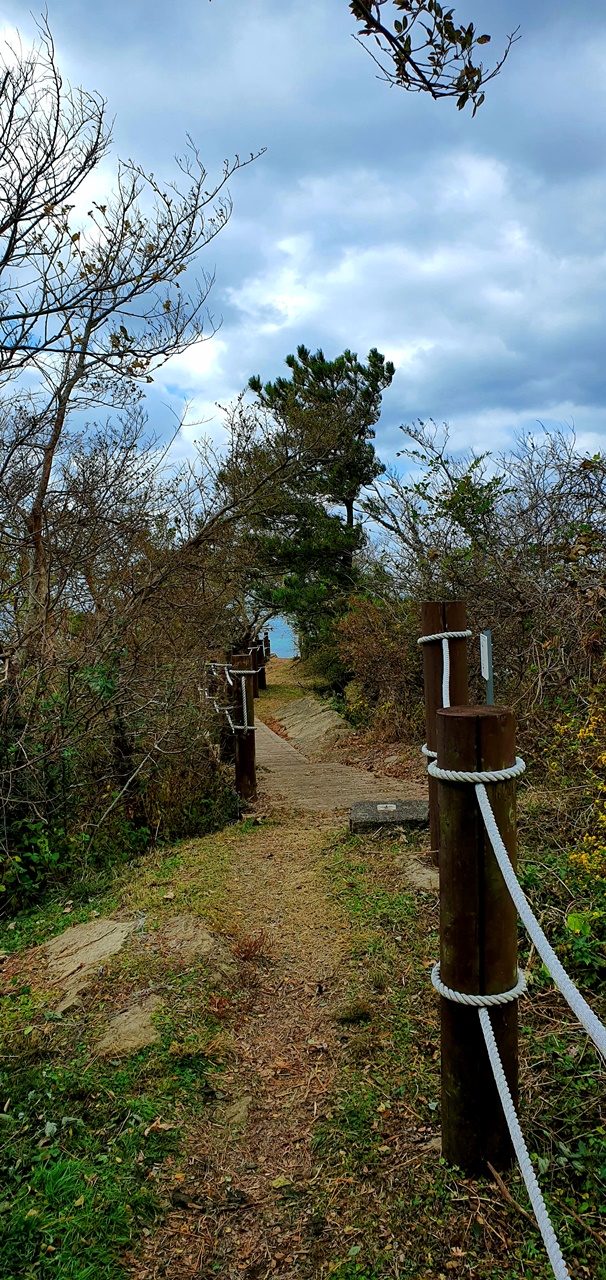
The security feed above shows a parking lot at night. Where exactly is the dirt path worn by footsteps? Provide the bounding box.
[132,672,428,1278]
[136,816,348,1278]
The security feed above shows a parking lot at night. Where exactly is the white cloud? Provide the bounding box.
[4,0,606,469]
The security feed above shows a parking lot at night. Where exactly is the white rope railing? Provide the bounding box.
[419,624,606,1278]
[241,675,248,731]
[428,754,606,1062]
[476,782,606,1060]
[432,961,569,1276]
[479,1009,571,1280]
[203,663,256,733]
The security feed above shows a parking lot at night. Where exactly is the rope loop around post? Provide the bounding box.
[417,629,472,644]
[428,757,526,784]
[431,962,527,1006]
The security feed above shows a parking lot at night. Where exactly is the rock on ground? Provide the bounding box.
[350,798,429,833]
[274,696,351,755]
[96,994,163,1056]
[395,854,439,892]
[155,915,230,964]
[45,918,136,1012]
[143,914,236,985]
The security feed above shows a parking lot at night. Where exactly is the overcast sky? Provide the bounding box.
[2,0,605,465]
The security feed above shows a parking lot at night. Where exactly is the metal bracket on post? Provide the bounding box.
[231,655,257,801]
[420,602,470,865]
[480,630,494,705]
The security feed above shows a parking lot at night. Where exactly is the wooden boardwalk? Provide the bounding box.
[255,720,426,812]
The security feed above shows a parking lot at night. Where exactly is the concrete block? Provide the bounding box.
[350,798,429,834]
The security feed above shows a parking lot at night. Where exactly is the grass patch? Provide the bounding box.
[0,820,258,1278]
[0,1004,227,1279]
[0,813,254,959]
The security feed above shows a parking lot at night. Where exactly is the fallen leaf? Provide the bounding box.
[74,1195,85,1207]
[144,1118,176,1137]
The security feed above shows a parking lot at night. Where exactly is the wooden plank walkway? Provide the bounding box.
[255,720,426,812]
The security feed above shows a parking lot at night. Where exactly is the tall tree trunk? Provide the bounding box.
[22,339,89,659]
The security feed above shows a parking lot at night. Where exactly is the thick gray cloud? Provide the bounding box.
[2,0,606,460]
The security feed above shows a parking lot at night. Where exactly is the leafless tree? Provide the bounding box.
[0,22,260,655]
[0,16,109,374]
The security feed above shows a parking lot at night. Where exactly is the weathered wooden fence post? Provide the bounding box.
[263,632,271,663]
[257,636,267,691]
[437,704,519,1174]
[231,654,257,801]
[421,601,469,864]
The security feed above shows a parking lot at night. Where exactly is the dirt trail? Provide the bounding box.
[135,678,430,1275]
[133,816,347,1279]
[129,667,433,1277]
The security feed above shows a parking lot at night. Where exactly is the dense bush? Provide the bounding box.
[336,595,424,739]
[356,423,606,742]
[330,424,606,910]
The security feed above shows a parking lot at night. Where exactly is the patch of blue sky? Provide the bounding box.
[268,618,298,660]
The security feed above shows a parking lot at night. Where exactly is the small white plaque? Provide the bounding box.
[480,632,490,681]
[377,804,397,812]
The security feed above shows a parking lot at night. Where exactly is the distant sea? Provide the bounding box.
[268,617,297,658]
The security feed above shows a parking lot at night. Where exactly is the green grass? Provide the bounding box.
[0,971,234,1279]
[0,1051,168,1279]
[0,822,250,1279]
[1,942,242,1275]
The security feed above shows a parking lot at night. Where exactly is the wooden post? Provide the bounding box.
[437,704,519,1174]
[209,650,235,763]
[231,654,257,801]
[249,643,259,698]
[263,632,271,662]
[257,637,267,691]
[421,601,469,864]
